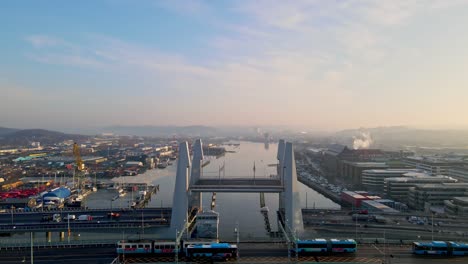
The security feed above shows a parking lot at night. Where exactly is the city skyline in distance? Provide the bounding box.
[2,1,468,131]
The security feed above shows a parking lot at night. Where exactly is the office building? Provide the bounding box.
[444,197,468,216]
[408,183,468,210]
[384,173,457,201]
[362,169,420,193]
[403,156,464,176]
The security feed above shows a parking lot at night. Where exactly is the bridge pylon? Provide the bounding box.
[189,139,204,212]
[170,142,191,231]
[283,142,304,234]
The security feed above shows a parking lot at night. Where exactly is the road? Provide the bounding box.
[0,208,171,232]
[2,243,464,264]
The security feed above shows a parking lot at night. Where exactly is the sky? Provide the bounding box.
[1,0,468,132]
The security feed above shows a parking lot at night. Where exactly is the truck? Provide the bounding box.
[77,215,93,221]
[373,215,387,224]
[64,214,76,221]
[352,214,370,221]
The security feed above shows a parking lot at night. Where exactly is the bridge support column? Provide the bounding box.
[170,142,191,231]
[59,231,65,241]
[283,142,304,234]
[277,139,286,211]
[46,231,52,242]
[189,139,204,212]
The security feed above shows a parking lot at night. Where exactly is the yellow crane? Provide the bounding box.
[73,142,85,171]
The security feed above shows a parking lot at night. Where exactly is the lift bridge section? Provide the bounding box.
[170,139,304,236]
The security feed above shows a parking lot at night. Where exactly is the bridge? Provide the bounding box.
[190,178,283,192]
[0,208,171,232]
[170,139,304,235]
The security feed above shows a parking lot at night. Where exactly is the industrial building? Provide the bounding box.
[341,161,388,187]
[403,156,464,176]
[408,183,468,210]
[384,173,457,201]
[42,187,71,205]
[341,191,369,207]
[361,200,399,213]
[362,169,420,192]
[322,144,386,183]
[448,166,468,183]
[444,197,468,216]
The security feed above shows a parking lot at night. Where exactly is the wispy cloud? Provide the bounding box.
[18,0,468,128]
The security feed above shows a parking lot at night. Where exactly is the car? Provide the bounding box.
[107,212,121,218]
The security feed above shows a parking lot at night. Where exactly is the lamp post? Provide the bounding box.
[11,206,14,225]
[431,213,434,241]
[234,221,240,260]
[30,232,34,264]
[67,213,71,243]
[175,229,179,264]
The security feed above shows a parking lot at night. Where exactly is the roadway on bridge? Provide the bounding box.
[191,179,283,192]
[0,208,171,232]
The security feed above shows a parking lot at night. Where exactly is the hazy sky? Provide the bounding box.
[2,0,468,132]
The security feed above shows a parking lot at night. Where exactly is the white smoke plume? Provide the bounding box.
[353,132,373,149]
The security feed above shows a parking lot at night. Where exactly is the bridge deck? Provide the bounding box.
[191,178,283,192]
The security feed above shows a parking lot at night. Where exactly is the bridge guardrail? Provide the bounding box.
[0,207,172,215]
[0,221,169,231]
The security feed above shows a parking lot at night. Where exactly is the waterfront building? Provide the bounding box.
[341,161,388,187]
[403,156,464,176]
[408,183,468,210]
[362,169,420,193]
[384,173,457,202]
[322,144,386,183]
[444,197,468,216]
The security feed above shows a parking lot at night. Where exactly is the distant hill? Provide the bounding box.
[0,127,20,137]
[103,125,218,137]
[0,128,88,146]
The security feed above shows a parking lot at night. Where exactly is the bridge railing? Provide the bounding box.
[0,207,172,214]
[0,221,169,231]
[0,238,117,250]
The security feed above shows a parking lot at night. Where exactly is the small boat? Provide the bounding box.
[260,206,269,213]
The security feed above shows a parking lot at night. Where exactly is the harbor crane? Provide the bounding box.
[73,142,85,189]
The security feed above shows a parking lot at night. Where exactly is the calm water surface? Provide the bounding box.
[110,141,339,239]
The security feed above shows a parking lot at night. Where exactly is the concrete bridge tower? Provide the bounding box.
[283,142,304,233]
[277,139,285,210]
[170,142,191,230]
[189,139,204,212]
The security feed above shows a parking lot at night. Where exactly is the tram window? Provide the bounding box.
[138,245,144,248]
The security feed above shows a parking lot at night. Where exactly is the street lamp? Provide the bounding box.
[11,206,14,225]
[175,229,180,264]
[431,213,434,241]
[234,221,240,260]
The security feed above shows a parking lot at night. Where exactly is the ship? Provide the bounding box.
[195,210,219,239]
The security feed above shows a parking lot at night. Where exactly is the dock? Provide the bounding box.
[132,184,159,209]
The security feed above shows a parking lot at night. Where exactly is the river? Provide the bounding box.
[110,141,340,239]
